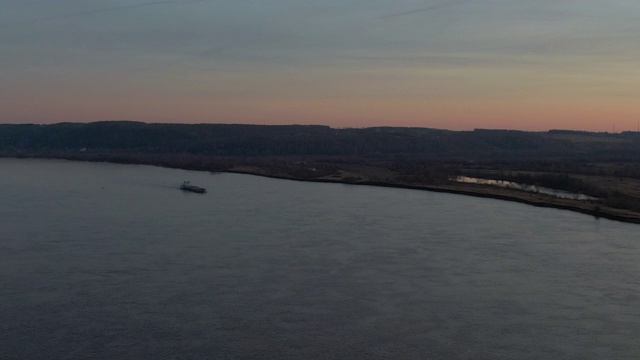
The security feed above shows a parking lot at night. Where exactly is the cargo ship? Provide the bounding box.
[180,181,207,194]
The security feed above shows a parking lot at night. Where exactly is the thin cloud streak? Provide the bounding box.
[379,0,473,19]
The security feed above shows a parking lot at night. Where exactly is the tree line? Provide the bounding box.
[3,121,640,161]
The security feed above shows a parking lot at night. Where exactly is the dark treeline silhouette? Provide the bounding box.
[5,121,640,220]
[3,121,640,161]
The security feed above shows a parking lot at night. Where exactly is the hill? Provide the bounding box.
[2,121,640,161]
[4,121,640,223]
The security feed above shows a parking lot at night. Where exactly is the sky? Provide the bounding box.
[1,0,639,131]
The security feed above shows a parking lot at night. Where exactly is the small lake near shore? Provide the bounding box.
[1,158,639,359]
[452,175,599,200]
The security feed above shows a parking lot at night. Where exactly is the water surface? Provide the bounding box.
[1,158,639,359]
[452,175,598,200]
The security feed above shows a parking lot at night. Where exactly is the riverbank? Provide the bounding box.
[226,166,640,224]
[5,154,640,224]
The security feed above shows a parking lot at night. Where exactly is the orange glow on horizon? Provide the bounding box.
[3,93,639,133]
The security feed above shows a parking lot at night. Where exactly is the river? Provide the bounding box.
[1,158,639,359]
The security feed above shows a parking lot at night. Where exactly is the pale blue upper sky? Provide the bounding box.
[2,0,639,130]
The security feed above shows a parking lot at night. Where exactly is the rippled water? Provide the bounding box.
[1,158,639,359]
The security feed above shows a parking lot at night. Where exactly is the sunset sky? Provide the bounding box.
[2,0,639,131]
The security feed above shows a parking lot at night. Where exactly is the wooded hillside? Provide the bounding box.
[2,121,640,161]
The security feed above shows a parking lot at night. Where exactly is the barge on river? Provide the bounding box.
[180,181,207,194]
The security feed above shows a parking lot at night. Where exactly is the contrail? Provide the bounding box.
[380,0,473,19]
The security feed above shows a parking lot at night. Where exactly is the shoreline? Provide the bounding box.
[225,169,640,225]
[5,155,640,225]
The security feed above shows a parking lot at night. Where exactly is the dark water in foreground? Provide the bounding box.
[1,158,640,359]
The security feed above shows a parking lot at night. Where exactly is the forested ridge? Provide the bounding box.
[2,121,640,161]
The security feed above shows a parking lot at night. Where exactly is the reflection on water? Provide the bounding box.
[452,176,598,200]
